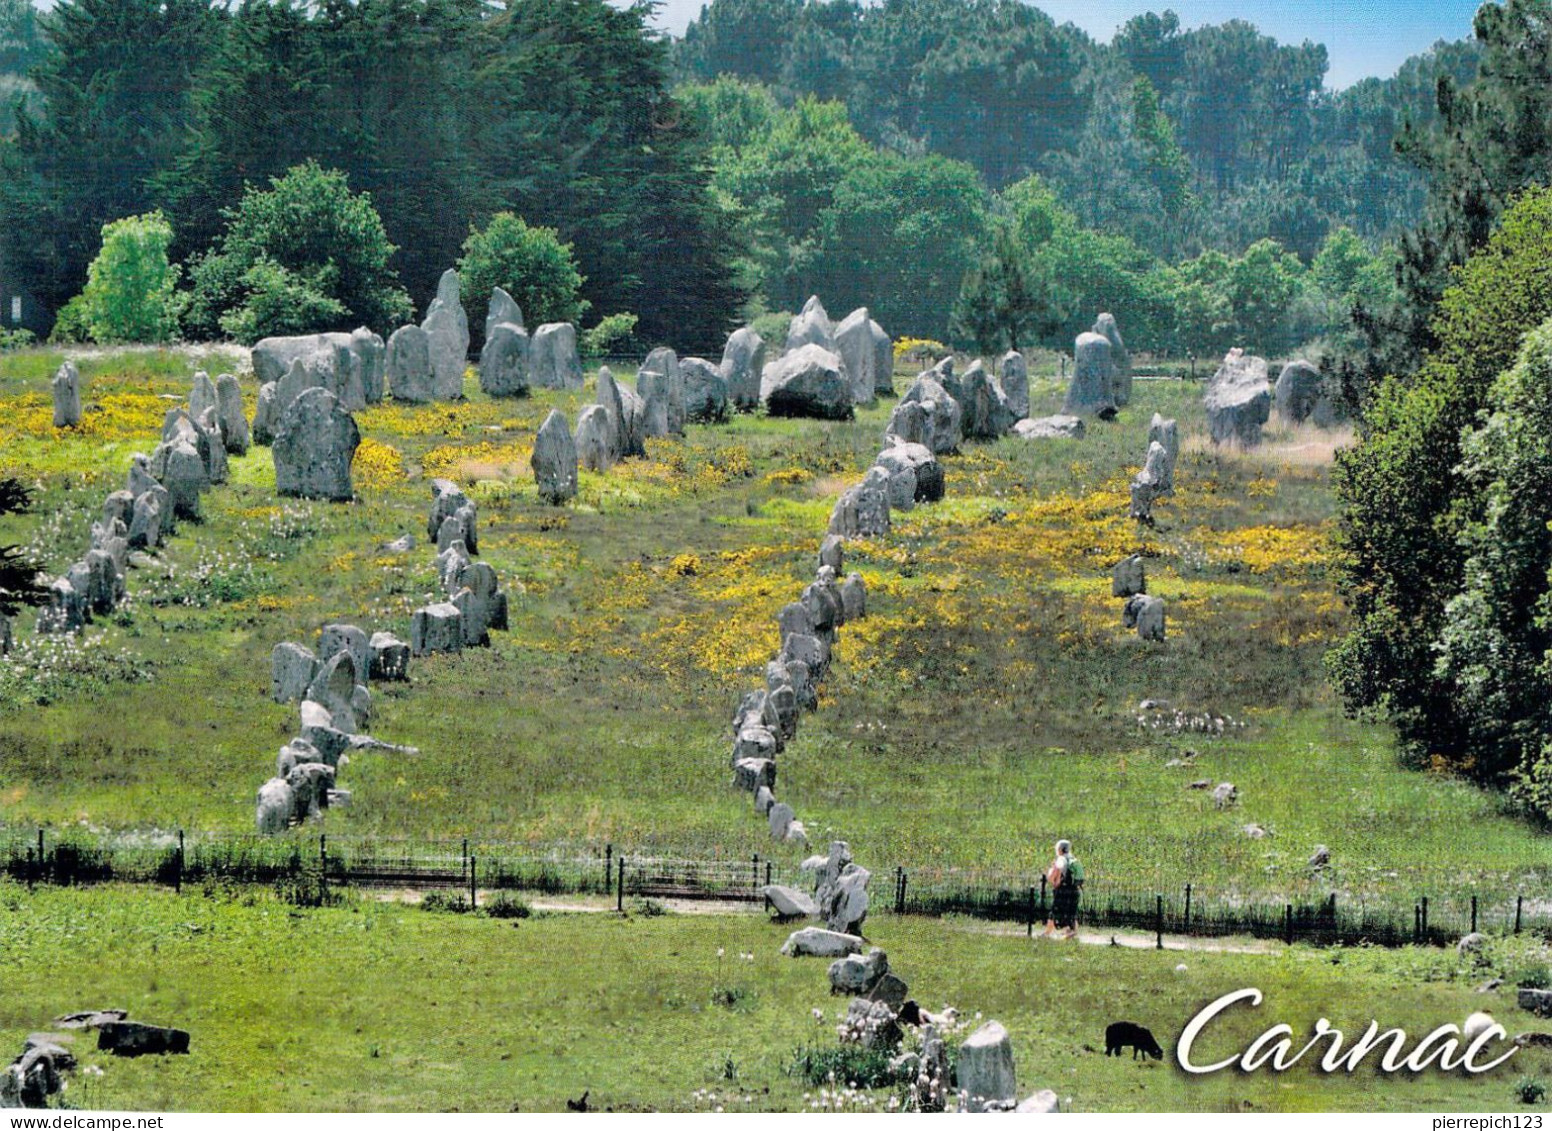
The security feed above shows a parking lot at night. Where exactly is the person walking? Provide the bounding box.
[1040,838,1084,940]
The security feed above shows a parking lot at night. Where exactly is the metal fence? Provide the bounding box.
[3,827,1548,948]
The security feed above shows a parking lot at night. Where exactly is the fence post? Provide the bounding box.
[1421,896,1429,942]
[766,861,773,886]
[1183,883,1192,935]
[319,834,327,869]
[1027,886,1036,938]
[1284,903,1293,946]
[176,829,185,894]
[1471,895,1478,935]
[1517,895,1524,935]
[469,856,477,911]
[1327,893,1337,944]
[752,854,759,894]
[616,855,625,913]
[1039,874,1048,924]
[896,870,908,915]
[25,847,34,891]
[1414,903,1421,945]
[604,843,612,890]
[37,829,44,883]
[1156,895,1164,949]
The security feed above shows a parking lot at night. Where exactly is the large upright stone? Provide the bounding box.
[273,387,359,501]
[156,439,208,519]
[680,357,729,423]
[386,325,436,403]
[786,294,836,353]
[531,323,583,389]
[1093,312,1131,407]
[999,351,1029,419]
[1130,441,1172,521]
[1205,349,1272,447]
[1112,554,1145,598]
[480,321,531,397]
[190,371,218,420]
[835,307,878,408]
[256,777,296,834]
[531,409,578,505]
[875,441,943,509]
[958,1022,1018,1112]
[52,361,82,428]
[485,286,524,342]
[422,268,470,400]
[251,332,376,409]
[597,367,644,458]
[575,404,614,472]
[411,602,463,656]
[271,642,319,703]
[639,347,685,435]
[762,344,853,420]
[351,327,386,404]
[959,361,1016,439]
[900,374,962,454]
[870,319,893,396]
[1275,359,1322,424]
[828,466,891,539]
[214,373,250,455]
[720,326,766,412]
[1147,413,1179,493]
[1066,332,1115,417]
[317,624,371,688]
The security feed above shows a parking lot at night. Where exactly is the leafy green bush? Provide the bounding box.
[482,891,532,919]
[185,161,412,343]
[273,866,344,908]
[421,890,473,914]
[457,213,588,345]
[1516,1076,1546,1105]
[786,1043,903,1089]
[581,312,639,358]
[1513,963,1552,990]
[0,326,37,351]
[74,211,183,343]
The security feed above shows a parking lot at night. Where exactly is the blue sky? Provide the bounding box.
[631,0,1486,89]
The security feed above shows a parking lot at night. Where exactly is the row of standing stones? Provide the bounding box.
[721,302,1061,1113]
[258,480,514,833]
[3,1011,190,1110]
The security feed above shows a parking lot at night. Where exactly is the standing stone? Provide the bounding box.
[885,400,932,448]
[252,384,279,446]
[835,307,878,408]
[768,801,796,841]
[256,777,296,834]
[958,1021,1017,1113]
[786,295,836,353]
[1093,312,1131,407]
[959,361,1016,439]
[899,375,962,454]
[681,357,729,423]
[999,351,1029,419]
[720,326,766,412]
[531,409,578,505]
[479,321,530,397]
[1275,359,1322,424]
[102,491,135,530]
[422,268,470,400]
[127,491,163,549]
[453,561,503,646]
[1112,555,1145,598]
[1147,414,1179,493]
[271,642,319,703]
[1130,440,1171,521]
[194,407,229,484]
[1066,332,1116,417]
[189,371,218,420]
[317,624,371,687]
[35,577,86,634]
[485,286,524,342]
[875,440,943,507]
[870,319,893,397]
[368,631,411,681]
[530,323,583,389]
[0,613,10,655]
[273,387,359,501]
[428,479,476,551]
[575,405,614,472]
[1205,350,1272,446]
[1126,594,1166,641]
[411,603,463,655]
[828,466,891,539]
[386,325,436,403]
[52,361,82,428]
[158,439,208,519]
[215,374,250,455]
[639,347,686,435]
[762,344,853,420]
[79,549,123,616]
[819,534,844,574]
[597,367,644,458]
[840,573,867,621]
[351,328,386,404]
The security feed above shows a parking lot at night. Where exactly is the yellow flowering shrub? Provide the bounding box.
[353,438,406,489]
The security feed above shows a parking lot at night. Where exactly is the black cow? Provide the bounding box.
[1105,1021,1164,1060]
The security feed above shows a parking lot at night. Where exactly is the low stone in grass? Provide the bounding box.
[780,927,863,958]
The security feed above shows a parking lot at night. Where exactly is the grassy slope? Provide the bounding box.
[0,348,1546,907]
[1,882,1547,1113]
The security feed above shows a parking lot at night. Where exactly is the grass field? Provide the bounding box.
[0,345,1548,909]
[2,881,1550,1112]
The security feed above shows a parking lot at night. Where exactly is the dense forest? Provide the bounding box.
[0,0,1489,354]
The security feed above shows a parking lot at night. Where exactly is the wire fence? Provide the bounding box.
[3,827,1548,948]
